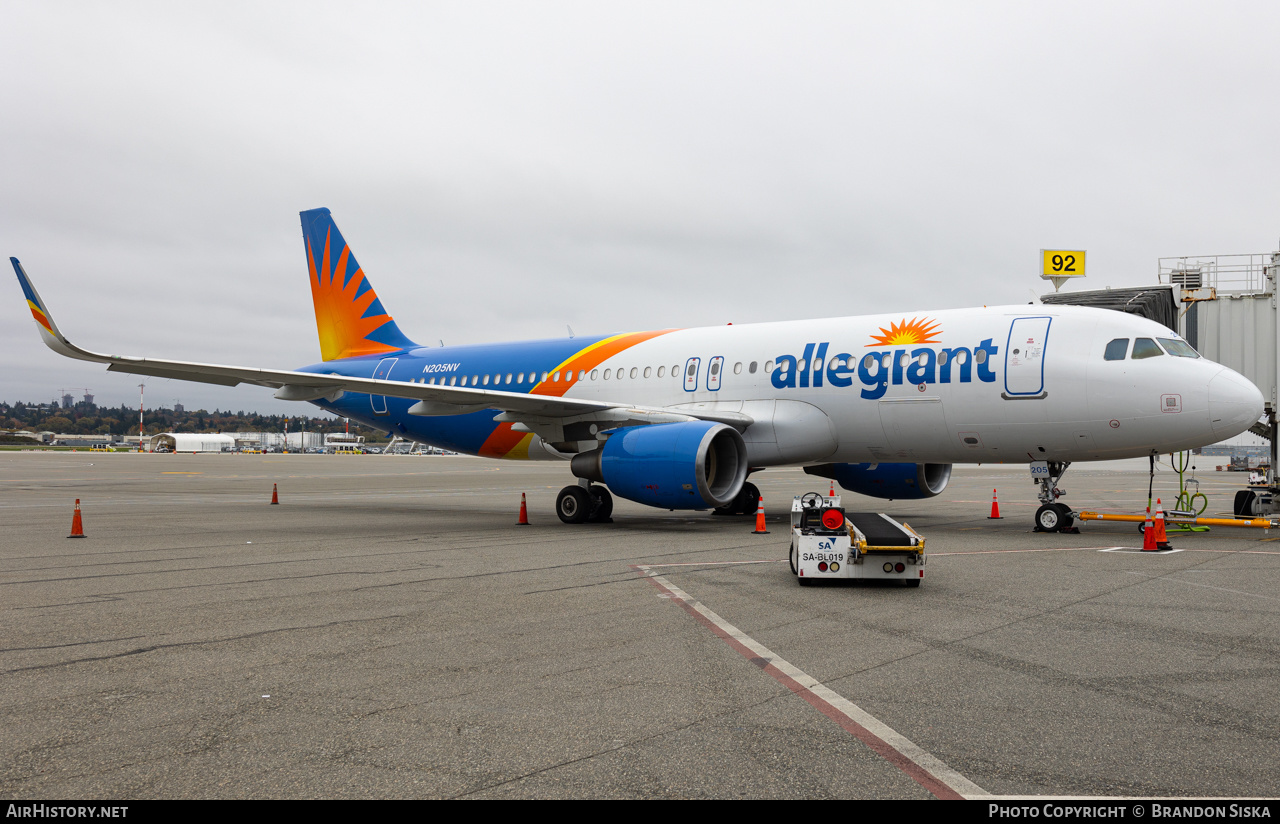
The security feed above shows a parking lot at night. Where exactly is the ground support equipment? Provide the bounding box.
[787,492,925,587]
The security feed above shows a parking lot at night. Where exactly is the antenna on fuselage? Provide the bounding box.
[567,325,575,339]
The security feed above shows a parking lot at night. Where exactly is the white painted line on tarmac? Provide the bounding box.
[1098,547,1182,554]
[1124,572,1280,601]
[633,564,989,800]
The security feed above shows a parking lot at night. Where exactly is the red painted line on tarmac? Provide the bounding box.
[634,565,979,799]
[637,559,783,568]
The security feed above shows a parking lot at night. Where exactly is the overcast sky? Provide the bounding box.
[2,1,1277,415]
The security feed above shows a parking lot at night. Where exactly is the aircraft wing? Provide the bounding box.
[11,258,751,429]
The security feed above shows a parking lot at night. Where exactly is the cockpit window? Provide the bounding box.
[1158,338,1200,358]
[1131,338,1164,359]
[1104,338,1129,361]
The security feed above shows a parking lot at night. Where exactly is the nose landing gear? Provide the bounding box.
[1031,460,1079,533]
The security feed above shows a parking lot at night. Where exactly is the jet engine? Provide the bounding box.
[805,462,951,500]
[571,421,748,510]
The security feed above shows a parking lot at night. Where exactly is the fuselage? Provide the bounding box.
[303,304,1264,466]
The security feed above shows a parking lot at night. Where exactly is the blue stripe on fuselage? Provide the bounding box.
[296,335,611,454]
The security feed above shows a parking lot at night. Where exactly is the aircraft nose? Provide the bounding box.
[1208,368,1266,437]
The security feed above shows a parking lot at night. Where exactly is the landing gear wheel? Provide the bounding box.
[588,486,613,523]
[1235,489,1258,518]
[1035,504,1064,532]
[1054,502,1075,530]
[556,486,590,524]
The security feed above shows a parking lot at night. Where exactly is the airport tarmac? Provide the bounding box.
[1,451,1277,799]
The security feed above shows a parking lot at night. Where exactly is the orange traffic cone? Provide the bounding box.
[1142,506,1158,551]
[517,492,530,525]
[829,481,835,498]
[752,496,769,534]
[988,489,1003,519]
[68,499,85,538]
[1154,498,1171,550]
[270,483,279,505]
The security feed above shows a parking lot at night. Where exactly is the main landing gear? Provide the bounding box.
[1032,460,1078,533]
[556,483,614,524]
[713,481,761,517]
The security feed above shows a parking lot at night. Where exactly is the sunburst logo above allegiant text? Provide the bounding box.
[867,317,941,347]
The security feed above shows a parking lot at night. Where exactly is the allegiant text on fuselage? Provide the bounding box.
[772,340,1001,399]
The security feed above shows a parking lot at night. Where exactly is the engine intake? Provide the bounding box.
[571,421,748,510]
[805,462,951,500]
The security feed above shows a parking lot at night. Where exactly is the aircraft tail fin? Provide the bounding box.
[300,208,417,362]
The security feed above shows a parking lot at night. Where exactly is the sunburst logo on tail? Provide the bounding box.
[866,317,942,347]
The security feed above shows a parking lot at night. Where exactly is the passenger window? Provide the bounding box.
[590,369,598,380]
[541,372,549,381]
[578,370,586,380]
[1132,338,1164,359]
[552,371,560,382]
[460,376,468,386]
[482,375,490,385]
[1158,338,1200,358]
[644,367,652,378]
[749,361,757,374]
[657,366,665,377]
[710,361,720,376]
[450,376,457,386]
[733,362,742,374]
[764,360,773,373]
[673,365,681,377]
[630,367,638,379]
[1104,339,1129,361]
[975,350,987,365]
[938,351,948,366]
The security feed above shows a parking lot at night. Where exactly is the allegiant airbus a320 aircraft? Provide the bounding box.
[11,208,1266,531]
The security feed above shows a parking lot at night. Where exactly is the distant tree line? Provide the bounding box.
[0,400,388,442]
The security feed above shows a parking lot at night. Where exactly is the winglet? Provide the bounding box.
[10,258,106,363]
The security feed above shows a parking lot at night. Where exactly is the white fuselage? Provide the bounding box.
[515,304,1262,466]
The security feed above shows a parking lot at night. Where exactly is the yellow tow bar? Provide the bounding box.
[1076,511,1276,530]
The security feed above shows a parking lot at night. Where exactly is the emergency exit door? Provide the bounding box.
[1004,317,1051,398]
[371,357,398,414]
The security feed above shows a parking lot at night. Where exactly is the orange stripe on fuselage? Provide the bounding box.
[478,424,531,458]
[476,329,679,459]
[530,329,678,398]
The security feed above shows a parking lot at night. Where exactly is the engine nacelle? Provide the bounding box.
[805,462,951,500]
[571,421,748,510]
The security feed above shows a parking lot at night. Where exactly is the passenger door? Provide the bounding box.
[1004,317,1051,398]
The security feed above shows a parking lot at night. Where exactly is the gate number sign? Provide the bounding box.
[1040,250,1086,279]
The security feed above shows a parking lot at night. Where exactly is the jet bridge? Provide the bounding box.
[1047,249,1280,516]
